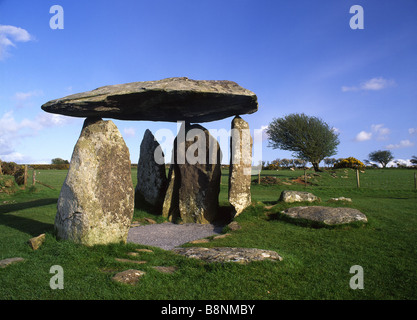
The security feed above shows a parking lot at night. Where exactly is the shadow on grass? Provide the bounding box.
[0,198,56,236]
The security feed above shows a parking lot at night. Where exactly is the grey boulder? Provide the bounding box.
[280,206,368,225]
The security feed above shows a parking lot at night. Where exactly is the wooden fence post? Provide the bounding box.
[32,169,36,186]
[24,165,28,187]
[356,169,360,188]
[258,171,261,184]
[304,169,307,187]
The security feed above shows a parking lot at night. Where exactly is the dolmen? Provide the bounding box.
[42,77,258,245]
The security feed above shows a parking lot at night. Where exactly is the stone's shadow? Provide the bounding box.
[0,198,57,236]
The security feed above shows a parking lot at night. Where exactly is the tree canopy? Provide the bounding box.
[266,113,339,172]
[368,150,394,168]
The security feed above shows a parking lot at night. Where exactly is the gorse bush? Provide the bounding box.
[333,157,365,169]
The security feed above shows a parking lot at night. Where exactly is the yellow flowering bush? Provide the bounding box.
[334,157,364,169]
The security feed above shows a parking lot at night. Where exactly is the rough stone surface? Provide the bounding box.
[112,269,146,285]
[28,233,45,250]
[41,77,258,123]
[280,206,368,225]
[162,123,222,224]
[228,116,252,217]
[54,118,134,246]
[136,129,167,210]
[279,190,320,203]
[0,257,25,268]
[172,247,282,264]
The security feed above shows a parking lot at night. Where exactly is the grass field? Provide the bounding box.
[0,167,416,300]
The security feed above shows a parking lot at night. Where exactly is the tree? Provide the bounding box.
[410,155,417,166]
[51,158,69,165]
[368,150,394,168]
[266,113,340,172]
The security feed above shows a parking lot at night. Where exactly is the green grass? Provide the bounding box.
[1,168,416,299]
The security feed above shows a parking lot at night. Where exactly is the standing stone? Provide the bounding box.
[136,129,167,211]
[162,123,222,224]
[228,116,252,217]
[54,118,134,246]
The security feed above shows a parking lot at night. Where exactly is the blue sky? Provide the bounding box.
[1,0,416,166]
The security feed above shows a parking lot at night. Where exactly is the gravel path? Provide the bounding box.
[127,223,224,250]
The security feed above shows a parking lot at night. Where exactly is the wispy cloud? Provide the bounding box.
[0,25,33,60]
[408,128,417,135]
[386,140,415,149]
[0,110,73,160]
[342,77,395,92]
[123,127,136,138]
[13,90,44,108]
[355,124,390,142]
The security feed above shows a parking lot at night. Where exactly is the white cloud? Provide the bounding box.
[409,128,417,135]
[13,90,44,108]
[0,25,33,60]
[386,140,415,149]
[0,110,74,161]
[355,131,372,141]
[371,124,390,140]
[331,127,341,134]
[342,77,395,92]
[123,127,136,137]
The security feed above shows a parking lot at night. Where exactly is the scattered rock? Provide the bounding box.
[112,269,146,285]
[328,197,352,203]
[28,233,45,250]
[136,129,167,210]
[279,190,320,203]
[212,233,232,240]
[152,266,177,274]
[172,247,282,264]
[54,118,134,246]
[144,217,157,224]
[0,257,25,268]
[115,258,147,265]
[135,248,153,253]
[280,206,367,225]
[228,116,252,217]
[41,77,258,123]
[189,238,211,244]
[227,221,241,231]
[127,252,139,257]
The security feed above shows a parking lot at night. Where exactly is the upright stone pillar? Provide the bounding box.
[228,116,252,217]
[162,123,222,224]
[54,118,134,245]
[135,129,167,211]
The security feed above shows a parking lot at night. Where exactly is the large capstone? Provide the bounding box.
[41,77,258,123]
[54,118,134,245]
[228,116,252,217]
[135,129,167,211]
[162,122,222,224]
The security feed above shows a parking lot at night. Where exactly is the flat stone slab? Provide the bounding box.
[280,206,367,225]
[172,247,282,264]
[112,269,146,285]
[0,257,25,268]
[41,77,258,123]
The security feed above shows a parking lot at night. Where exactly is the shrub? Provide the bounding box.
[334,157,365,170]
[267,159,280,170]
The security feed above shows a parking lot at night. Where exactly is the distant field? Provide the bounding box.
[1,168,416,300]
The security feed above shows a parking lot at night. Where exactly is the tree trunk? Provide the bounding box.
[312,162,322,172]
